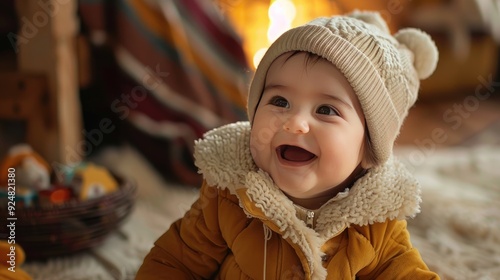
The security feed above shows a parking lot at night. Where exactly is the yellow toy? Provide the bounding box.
[72,164,118,200]
[0,240,32,280]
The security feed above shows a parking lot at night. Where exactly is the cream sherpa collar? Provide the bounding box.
[194,121,421,279]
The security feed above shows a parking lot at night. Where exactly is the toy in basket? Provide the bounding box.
[0,144,137,260]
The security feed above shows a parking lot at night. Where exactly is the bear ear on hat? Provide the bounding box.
[395,28,439,79]
[348,10,390,34]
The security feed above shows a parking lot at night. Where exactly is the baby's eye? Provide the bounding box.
[316,105,339,116]
[269,96,289,108]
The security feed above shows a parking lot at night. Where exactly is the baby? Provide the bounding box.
[137,10,440,279]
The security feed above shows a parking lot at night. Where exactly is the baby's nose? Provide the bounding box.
[283,113,310,134]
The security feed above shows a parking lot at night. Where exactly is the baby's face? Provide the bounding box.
[250,52,367,201]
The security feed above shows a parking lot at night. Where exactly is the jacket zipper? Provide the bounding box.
[276,237,282,279]
[306,210,314,228]
[263,224,272,280]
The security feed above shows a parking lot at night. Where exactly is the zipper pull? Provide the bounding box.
[306,210,314,228]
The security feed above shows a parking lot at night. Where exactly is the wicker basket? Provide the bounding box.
[0,175,136,260]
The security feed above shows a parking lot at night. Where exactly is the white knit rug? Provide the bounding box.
[22,145,500,280]
[397,146,500,280]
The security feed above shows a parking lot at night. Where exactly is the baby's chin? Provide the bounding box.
[283,184,349,207]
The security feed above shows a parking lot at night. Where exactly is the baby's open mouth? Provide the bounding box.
[277,145,316,162]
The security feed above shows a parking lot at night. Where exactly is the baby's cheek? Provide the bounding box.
[249,139,257,158]
[251,129,276,173]
[249,135,263,167]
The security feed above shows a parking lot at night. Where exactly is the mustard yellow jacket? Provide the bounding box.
[137,122,440,280]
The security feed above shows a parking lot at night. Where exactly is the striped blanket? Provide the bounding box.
[79,0,250,186]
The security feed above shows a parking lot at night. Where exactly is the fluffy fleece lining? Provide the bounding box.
[194,121,421,279]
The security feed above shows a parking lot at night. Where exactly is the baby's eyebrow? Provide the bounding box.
[319,93,353,110]
[262,84,354,110]
[263,83,287,92]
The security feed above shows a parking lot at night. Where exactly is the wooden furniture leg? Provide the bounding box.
[14,0,82,166]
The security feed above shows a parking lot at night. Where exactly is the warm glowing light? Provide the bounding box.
[267,21,288,42]
[267,0,296,43]
[268,0,296,22]
[222,0,340,70]
[253,48,268,69]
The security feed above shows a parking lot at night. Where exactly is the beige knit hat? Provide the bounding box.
[247,11,438,165]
